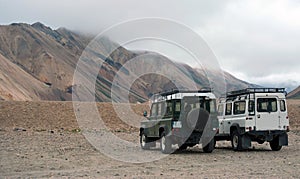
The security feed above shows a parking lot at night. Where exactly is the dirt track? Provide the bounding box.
[0,100,300,178]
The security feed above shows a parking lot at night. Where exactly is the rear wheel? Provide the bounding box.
[178,144,188,151]
[257,139,265,144]
[203,138,215,153]
[231,130,242,151]
[270,137,282,151]
[160,132,172,154]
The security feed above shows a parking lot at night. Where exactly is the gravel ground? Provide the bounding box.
[0,100,299,178]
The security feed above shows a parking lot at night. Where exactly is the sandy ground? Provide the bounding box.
[0,100,300,178]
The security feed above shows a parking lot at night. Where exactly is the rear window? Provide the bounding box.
[182,97,215,113]
[257,98,277,112]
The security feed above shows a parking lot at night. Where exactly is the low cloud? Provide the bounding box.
[199,0,300,89]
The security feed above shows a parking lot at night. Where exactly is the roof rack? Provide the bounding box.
[158,88,212,96]
[226,88,286,97]
[151,88,213,102]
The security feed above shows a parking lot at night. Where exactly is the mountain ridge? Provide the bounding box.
[0,22,257,102]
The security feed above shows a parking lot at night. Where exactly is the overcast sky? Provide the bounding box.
[1,0,299,91]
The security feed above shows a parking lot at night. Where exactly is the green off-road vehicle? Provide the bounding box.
[140,89,218,154]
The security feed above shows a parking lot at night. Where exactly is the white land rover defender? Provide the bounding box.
[215,88,289,151]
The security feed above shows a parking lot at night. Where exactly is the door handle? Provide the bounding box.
[257,114,261,118]
[228,122,231,124]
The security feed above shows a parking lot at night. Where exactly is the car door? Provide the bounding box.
[255,97,280,130]
[147,103,158,137]
[278,99,288,130]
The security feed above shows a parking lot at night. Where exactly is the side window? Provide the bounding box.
[217,104,224,116]
[175,101,181,112]
[225,103,232,115]
[257,98,277,112]
[157,103,162,116]
[165,101,173,116]
[150,103,157,117]
[210,100,216,113]
[280,100,286,112]
[248,100,255,114]
[248,100,255,113]
[233,101,246,115]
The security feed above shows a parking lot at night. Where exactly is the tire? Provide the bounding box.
[178,144,188,151]
[231,130,242,151]
[203,138,215,153]
[257,139,265,144]
[188,144,196,148]
[270,137,282,151]
[160,132,172,154]
[140,131,150,150]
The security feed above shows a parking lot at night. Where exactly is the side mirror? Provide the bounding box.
[143,111,148,117]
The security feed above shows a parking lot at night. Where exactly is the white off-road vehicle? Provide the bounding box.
[215,88,289,151]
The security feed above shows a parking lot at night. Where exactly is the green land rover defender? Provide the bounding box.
[140,89,218,154]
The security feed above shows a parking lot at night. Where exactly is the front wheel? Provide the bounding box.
[140,131,150,150]
[270,137,282,151]
[160,132,172,154]
[203,138,215,153]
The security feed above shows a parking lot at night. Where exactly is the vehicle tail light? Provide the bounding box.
[287,126,290,132]
[286,116,289,120]
[172,128,179,134]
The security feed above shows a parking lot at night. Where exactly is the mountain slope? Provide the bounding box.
[287,86,300,99]
[0,53,57,101]
[0,22,257,102]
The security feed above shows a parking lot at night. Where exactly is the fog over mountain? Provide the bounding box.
[1,0,299,90]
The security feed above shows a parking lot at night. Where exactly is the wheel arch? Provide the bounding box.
[230,123,243,135]
[159,125,168,137]
[139,127,144,136]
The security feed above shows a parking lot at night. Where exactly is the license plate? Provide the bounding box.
[173,121,182,128]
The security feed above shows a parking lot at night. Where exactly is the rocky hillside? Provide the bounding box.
[0,22,95,101]
[287,86,300,99]
[0,22,256,102]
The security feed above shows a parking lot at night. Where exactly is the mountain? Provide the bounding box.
[0,22,90,101]
[0,53,58,101]
[0,22,256,102]
[287,86,300,99]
